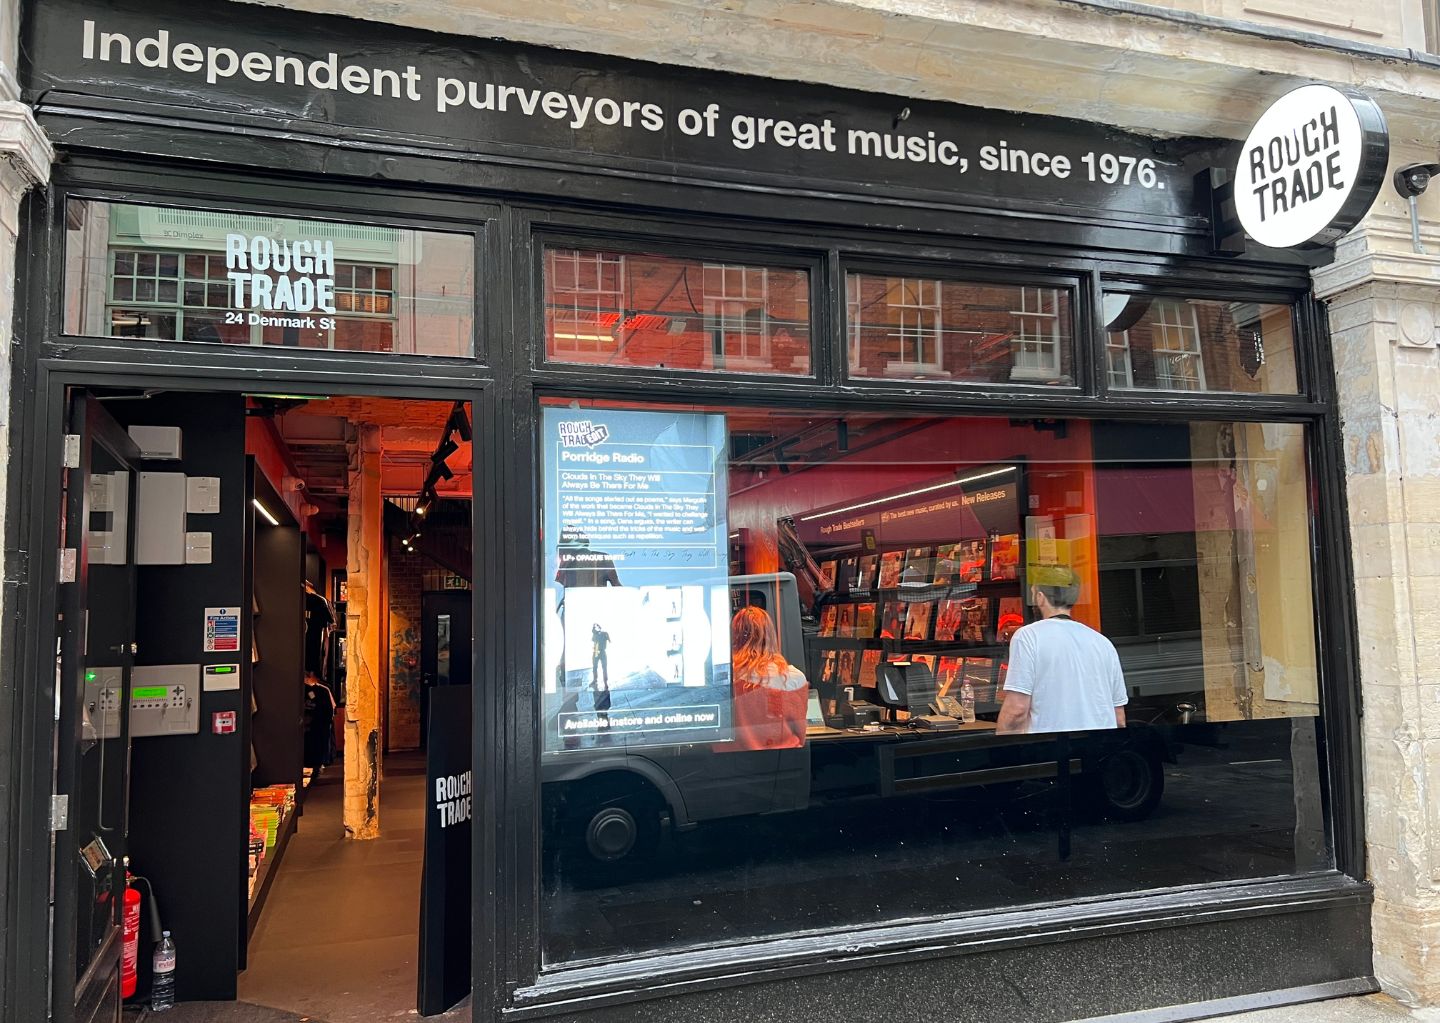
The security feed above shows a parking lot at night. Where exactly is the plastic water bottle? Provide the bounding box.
[959,680,976,724]
[150,931,176,1012]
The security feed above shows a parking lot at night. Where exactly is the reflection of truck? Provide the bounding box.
[541,572,1167,872]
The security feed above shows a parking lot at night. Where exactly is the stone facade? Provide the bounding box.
[1316,170,1440,1003]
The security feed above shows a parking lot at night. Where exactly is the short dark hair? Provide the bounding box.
[1033,566,1081,609]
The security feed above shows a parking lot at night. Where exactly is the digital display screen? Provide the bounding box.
[132,686,168,700]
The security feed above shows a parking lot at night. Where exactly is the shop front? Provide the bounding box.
[4,0,1377,1021]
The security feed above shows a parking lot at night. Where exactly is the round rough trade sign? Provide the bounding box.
[1234,83,1389,250]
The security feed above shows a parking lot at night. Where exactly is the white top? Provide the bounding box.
[739,663,808,692]
[1002,617,1127,733]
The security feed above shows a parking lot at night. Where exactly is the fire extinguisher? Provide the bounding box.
[121,877,141,999]
[122,864,163,1002]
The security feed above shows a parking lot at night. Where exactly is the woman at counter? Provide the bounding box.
[726,606,809,750]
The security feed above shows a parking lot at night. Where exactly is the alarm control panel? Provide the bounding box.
[81,664,201,738]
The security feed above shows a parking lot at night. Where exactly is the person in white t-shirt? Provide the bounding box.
[995,567,1127,735]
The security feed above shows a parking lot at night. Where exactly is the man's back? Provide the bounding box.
[1002,617,1127,733]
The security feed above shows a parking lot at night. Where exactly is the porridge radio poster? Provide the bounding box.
[541,408,732,752]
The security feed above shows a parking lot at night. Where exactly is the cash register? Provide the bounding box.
[876,661,959,731]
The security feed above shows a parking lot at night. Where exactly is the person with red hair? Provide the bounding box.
[725,606,809,751]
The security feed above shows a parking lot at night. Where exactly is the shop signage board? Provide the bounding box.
[29,0,1248,231]
[1232,84,1389,249]
[419,684,471,1017]
[540,408,731,751]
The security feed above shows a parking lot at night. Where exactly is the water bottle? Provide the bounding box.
[959,680,976,724]
[150,931,176,1012]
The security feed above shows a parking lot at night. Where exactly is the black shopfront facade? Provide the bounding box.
[4,1,1376,1021]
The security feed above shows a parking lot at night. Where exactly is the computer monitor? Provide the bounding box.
[875,661,938,712]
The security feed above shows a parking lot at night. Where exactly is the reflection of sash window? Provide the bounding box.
[1010,286,1064,382]
[703,263,773,370]
[546,249,625,354]
[882,277,944,376]
[1106,328,1136,388]
[1150,300,1207,391]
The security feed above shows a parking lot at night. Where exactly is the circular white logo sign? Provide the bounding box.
[1234,84,1388,249]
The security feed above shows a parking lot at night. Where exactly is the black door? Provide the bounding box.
[53,392,142,1023]
[420,590,472,741]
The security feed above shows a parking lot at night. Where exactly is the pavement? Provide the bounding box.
[1203,995,1440,1022]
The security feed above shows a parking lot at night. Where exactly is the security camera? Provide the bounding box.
[1394,162,1440,198]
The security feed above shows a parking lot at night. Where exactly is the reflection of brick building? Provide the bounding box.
[545,248,811,373]
[1105,299,1295,394]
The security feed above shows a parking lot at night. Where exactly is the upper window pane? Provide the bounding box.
[1103,295,1297,394]
[847,273,1074,385]
[542,247,812,375]
[64,200,475,358]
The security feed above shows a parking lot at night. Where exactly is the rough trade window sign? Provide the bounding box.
[1234,84,1389,249]
[224,233,336,316]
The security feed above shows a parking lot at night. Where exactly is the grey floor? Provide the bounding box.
[135,749,468,1023]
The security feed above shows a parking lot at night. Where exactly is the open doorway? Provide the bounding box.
[52,387,474,1023]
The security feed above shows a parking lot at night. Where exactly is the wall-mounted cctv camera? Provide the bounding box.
[1394,162,1440,199]
[1393,163,1440,254]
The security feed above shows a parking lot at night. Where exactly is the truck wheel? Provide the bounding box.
[1090,748,1165,822]
[569,782,663,871]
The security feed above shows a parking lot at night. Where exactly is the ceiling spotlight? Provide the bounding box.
[415,496,433,518]
[449,404,472,443]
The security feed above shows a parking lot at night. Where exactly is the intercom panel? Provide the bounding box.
[130,664,201,736]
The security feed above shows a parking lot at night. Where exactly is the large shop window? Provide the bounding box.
[846,273,1074,384]
[542,247,812,375]
[538,402,1328,965]
[64,200,475,356]
[1103,294,1298,394]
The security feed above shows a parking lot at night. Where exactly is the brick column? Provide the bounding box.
[1316,195,1440,1005]
[344,424,385,839]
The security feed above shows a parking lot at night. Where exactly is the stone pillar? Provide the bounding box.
[0,0,56,687]
[1315,183,1440,1005]
[344,424,384,839]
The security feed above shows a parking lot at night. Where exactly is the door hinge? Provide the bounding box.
[50,794,68,831]
[62,434,81,469]
[58,549,77,584]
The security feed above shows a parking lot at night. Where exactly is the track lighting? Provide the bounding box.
[449,403,472,443]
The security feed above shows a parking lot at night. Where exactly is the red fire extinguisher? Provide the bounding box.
[121,870,162,1002]
[121,876,141,999]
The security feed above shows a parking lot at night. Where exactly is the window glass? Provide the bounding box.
[539,402,1327,964]
[1103,295,1297,394]
[64,200,474,357]
[847,273,1074,384]
[543,247,811,375]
